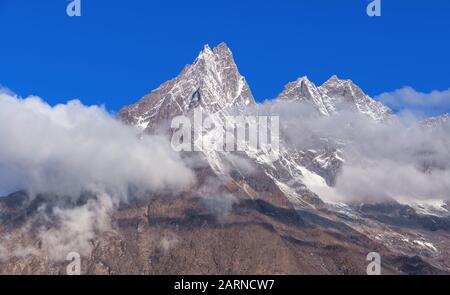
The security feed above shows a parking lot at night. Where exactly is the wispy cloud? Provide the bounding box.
[376,87,450,117]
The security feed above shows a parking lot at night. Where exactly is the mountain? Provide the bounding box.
[119,43,325,209]
[119,43,254,132]
[276,75,395,186]
[277,76,335,116]
[93,43,450,274]
[278,75,393,122]
[1,43,449,275]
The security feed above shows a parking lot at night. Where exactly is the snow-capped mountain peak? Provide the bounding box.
[278,74,393,122]
[320,75,364,100]
[278,76,333,116]
[195,43,231,66]
[319,75,393,122]
[119,44,326,210]
[118,43,254,131]
[118,45,394,212]
[321,74,343,88]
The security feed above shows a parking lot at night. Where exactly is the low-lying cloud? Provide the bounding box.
[0,90,196,261]
[0,91,195,199]
[259,100,450,204]
[2,86,450,261]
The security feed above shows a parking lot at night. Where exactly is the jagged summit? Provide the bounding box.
[320,75,363,97]
[119,44,327,210]
[320,76,393,121]
[120,42,393,131]
[320,75,358,91]
[196,43,232,64]
[278,76,333,116]
[322,74,343,86]
[278,74,393,122]
[119,43,254,131]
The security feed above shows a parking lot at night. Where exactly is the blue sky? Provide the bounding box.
[0,0,449,114]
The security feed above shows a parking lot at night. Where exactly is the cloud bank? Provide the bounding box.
[2,86,450,260]
[0,91,195,199]
[260,100,450,204]
[376,87,450,117]
[0,90,196,260]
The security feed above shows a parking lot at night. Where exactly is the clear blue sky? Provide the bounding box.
[0,0,449,112]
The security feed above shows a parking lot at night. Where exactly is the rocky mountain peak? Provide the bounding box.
[278,76,333,116]
[320,76,364,100]
[321,74,342,87]
[277,74,393,121]
[319,75,393,122]
[195,43,231,64]
[118,43,254,131]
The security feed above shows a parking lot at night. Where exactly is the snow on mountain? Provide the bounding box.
[320,75,394,122]
[278,75,393,122]
[277,76,335,116]
[2,44,450,274]
[118,43,447,222]
[119,43,254,132]
[119,43,326,210]
[276,74,395,192]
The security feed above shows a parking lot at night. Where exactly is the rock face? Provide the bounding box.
[278,75,393,122]
[118,43,254,132]
[1,43,450,275]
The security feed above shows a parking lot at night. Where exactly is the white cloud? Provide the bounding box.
[376,87,450,116]
[259,99,450,203]
[0,91,195,199]
[197,177,237,222]
[38,190,114,261]
[2,85,450,261]
[0,90,196,261]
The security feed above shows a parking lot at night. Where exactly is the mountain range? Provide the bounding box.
[1,43,449,275]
